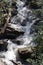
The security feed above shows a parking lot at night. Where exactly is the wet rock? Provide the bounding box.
[11,9,18,17]
[21,19,26,26]
[0,28,24,39]
[16,40,21,45]
[18,47,33,60]
[0,40,8,51]
[30,28,34,34]
[6,27,24,38]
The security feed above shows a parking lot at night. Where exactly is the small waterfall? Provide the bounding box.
[23,19,36,46]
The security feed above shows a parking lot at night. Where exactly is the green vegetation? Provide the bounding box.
[29,0,43,65]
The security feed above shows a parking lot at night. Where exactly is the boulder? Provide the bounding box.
[18,47,33,60]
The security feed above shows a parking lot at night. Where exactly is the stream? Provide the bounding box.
[0,0,39,65]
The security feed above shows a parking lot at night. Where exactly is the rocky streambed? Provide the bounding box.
[0,0,40,65]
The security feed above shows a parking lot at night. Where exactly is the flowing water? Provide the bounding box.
[0,0,39,65]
